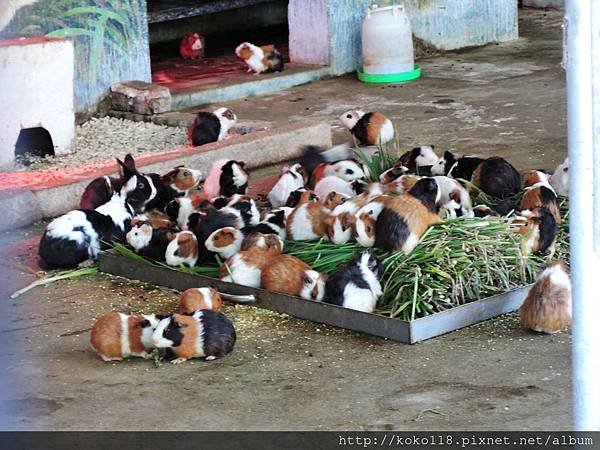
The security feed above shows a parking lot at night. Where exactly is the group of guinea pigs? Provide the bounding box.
[38,108,572,364]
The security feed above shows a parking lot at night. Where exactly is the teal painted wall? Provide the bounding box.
[2,0,151,113]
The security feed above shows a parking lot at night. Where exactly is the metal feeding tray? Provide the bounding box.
[98,250,530,344]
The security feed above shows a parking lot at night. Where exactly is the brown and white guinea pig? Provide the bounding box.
[204,227,244,259]
[179,287,223,313]
[320,191,351,210]
[520,261,571,334]
[152,311,236,363]
[323,251,383,313]
[430,150,484,179]
[189,107,237,147]
[375,179,442,254]
[314,175,364,199]
[180,32,205,60]
[220,233,283,287]
[203,159,249,199]
[339,110,394,146]
[243,208,288,239]
[160,166,202,197]
[549,157,568,197]
[90,312,162,361]
[285,188,319,208]
[235,42,284,74]
[268,163,308,208]
[261,254,326,301]
[165,231,198,267]
[471,156,522,199]
[324,210,357,245]
[354,196,390,248]
[126,221,178,261]
[380,146,438,182]
[286,202,331,241]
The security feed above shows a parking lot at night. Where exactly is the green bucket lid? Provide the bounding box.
[357,64,421,84]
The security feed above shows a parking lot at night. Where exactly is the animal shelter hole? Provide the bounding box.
[14,127,55,160]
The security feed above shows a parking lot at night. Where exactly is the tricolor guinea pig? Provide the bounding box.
[386,174,422,195]
[152,311,236,363]
[324,210,357,245]
[90,312,162,361]
[179,287,224,313]
[204,227,244,259]
[520,261,571,334]
[261,254,326,301]
[354,196,390,248]
[298,144,366,187]
[375,179,442,254]
[339,110,394,146]
[165,231,199,267]
[471,156,522,199]
[190,107,237,147]
[126,221,178,261]
[189,207,241,263]
[383,146,438,179]
[203,159,249,199]
[323,251,383,313]
[180,32,205,60]
[285,188,319,208]
[160,166,202,197]
[235,42,284,74]
[520,170,560,219]
[220,233,283,287]
[268,163,307,208]
[515,207,560,257]
[431,150,484,180]
[286,202,331,241]
[549,157,568,197]
[132,210,175,229]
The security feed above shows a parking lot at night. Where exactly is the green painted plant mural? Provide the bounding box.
[3,0,150,112]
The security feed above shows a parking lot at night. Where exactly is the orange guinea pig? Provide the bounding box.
[179,287,224,313]
[180,32,205,60]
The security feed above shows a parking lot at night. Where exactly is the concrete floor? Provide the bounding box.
[0,9,572,430]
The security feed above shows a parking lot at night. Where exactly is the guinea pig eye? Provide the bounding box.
[346,114,352,119]
[341,225,347,232]
[183,171,190,177]
[214,235,219,240]
[564,167,568,172]
[137,182,144,189]
[366,226,372,233]
[345,169,354,175]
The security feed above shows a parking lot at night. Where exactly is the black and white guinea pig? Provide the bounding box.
[285,188,319,208]
[432,176,473,218]
[243,208,288,239]
[339,110,394,146]
[165,231,199,267]
[164,195,207,230]
[90,312,162,361]
[152,311,236,363]
[235,42,284,74]
[520,261,571,334]
[431,150,484,180]
[549,157,568,197]
[204,227,244,259]
[471,156,522,199]
[323,251,383,313]
[126,221,178,261]
[374,179,442,254]
[190,107,237,147]
[38,169,149,269]
[220,194,260,228]
[203,159,249,198]
[268,163,308,208]
[314,175,362,199]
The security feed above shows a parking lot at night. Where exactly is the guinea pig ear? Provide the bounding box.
[444,150,454,160]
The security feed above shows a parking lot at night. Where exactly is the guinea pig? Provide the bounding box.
[354,196,389,248]
[243,208,287,239]
[520,170,560,223]
[204,227,244,259]
[164,195,206,230]
[383,145,438,179]
[203,159,249,199]
[471,156,522,199]
[180,32,205,60]
[473,205,500,217]
[261,254,326,301]
[235,42,284,74]
[221,195,260,228]
[126,221,178,261]
[432,176,473,217]
[132,210,175,229]
[324,211,357,245]
[286,202,331,241]
[90,312,162,361]
[324,251,383,313]
[375,179,442,254]
[549,157,568,197]
[339,110,394,146]
[520,261,571,334]
[309,160,366,188]
[152,311,236,363]
[314,175,361,199]
[189,207,241,263]
[160,166,202,197]
[220,233,283,287]
[386,174,422,195]
[516,207,560,257]
[190,107,237,147]
[431,150,484,180]
[179,287,223,313]
[320,191,350,211]
[165,231,199,267]
[268,163,307,208]
[285,188,319,208]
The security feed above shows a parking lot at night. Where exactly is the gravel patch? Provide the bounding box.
[0,117,188,173]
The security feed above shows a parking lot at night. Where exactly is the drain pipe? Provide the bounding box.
[564,0,600,431]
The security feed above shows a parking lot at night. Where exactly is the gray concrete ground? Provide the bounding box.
[0,9,572,431]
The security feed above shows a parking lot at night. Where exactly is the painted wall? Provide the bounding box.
[290,0,518,74]
[1,0,151,113]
